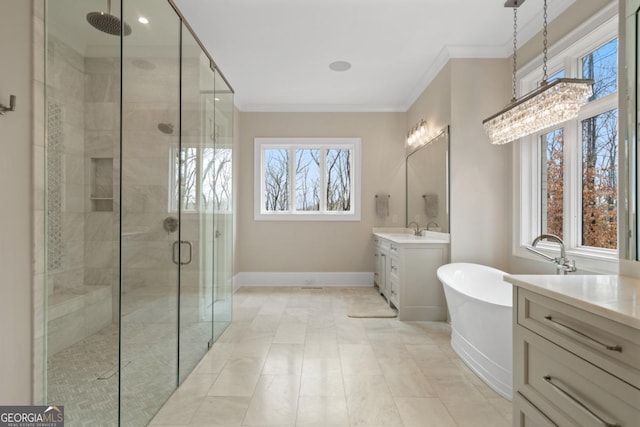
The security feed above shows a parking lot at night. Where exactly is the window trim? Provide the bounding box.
[254,137,362,221]
[513,6,619,273]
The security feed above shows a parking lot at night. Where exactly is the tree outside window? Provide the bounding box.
[541,128,564,239]
[580,38,618,249]
[536,38,618,251]
[255,138,361,221]
[171,146,233,213]
[581,109,617,249]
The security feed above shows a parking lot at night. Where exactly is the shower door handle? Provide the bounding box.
[172,240,193,265]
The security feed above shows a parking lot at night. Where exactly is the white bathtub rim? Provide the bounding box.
[437,262,512,308]
[450,327,513,401]
[442,279,512,310]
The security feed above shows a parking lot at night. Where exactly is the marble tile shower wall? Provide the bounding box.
[84,56,119,323]
[46,35,86,296]
[45,44,209,353]
[45,37,114,357]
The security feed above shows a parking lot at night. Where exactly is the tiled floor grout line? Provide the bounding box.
[149,287,511,426]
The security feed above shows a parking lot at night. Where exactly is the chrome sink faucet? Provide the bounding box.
[526,234,577,275]
[407,221,421,236]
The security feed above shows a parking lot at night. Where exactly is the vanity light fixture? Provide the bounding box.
[482,0,593,145]
[407,119,427,146]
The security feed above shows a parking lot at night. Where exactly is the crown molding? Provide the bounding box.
[237,102,406,113]
[401,0,576,112]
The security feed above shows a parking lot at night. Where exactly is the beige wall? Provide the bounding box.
[407,62,452,138]
[406,59,512,271]
[237,112,406,273]
[449,59,511,270]
[0,0,33,404]
[233,106,241,275]
[238,58,512,275]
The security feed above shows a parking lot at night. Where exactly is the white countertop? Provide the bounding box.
[373,231,450,245]
[505,274,640,330]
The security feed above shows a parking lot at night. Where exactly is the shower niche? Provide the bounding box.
[90,157,113,211]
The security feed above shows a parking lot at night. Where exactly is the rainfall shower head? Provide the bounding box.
[157,123,174,135]
[87,0,132,36]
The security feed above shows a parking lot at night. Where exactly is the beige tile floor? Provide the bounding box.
[150,287,511,427]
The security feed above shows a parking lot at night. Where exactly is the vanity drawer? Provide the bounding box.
[517,288,640,388]
[516,326,640,427]
[513,392,564,427]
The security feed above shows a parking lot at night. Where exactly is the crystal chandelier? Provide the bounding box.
[482,0,593,145]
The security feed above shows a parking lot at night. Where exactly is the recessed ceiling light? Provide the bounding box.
[214,97,220,101]
[138,16,149,24]
[329,61,351,72]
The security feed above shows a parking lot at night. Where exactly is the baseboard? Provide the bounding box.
[233,272,374,290]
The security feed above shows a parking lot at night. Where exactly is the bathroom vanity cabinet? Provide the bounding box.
[506,275,640,427]
[373,232,449,321]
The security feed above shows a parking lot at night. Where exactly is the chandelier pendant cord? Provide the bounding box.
[542,0,548,84]
[512,8,518,102]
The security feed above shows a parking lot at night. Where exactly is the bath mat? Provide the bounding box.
[347,303,398,318]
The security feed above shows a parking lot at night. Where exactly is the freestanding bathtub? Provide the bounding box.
[437,263,513,400]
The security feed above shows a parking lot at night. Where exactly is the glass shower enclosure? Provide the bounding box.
[43,1,233,424]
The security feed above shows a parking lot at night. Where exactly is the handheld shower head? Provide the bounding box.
[157,123,174,135]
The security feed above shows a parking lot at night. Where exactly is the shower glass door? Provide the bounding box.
[178,25,216,384]
[44,1,231,424]
[120,0,181,424]
[44,1,122,425]
[213,73,234,340]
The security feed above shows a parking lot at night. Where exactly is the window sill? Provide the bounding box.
[513,244,618,275]
[254,212,360,222]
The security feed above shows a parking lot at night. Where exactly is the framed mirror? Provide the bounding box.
[406,126,450,232]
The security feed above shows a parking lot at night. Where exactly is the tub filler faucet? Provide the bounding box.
[526,234,577,275]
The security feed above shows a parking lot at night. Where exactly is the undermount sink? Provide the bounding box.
[387,233,428,239]
[374,230,450,244]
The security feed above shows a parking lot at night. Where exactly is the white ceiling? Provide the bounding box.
[48,0,575,112]
[173,0,575,112]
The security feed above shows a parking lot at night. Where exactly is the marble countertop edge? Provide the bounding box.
[505,274,640,330]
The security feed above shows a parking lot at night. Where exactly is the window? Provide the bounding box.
[515,8,618,271]
[170,145,232,213]
[254,138,361,221]
[540,128,564,238]
[581,108,618,249]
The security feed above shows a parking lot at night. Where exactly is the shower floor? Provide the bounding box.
[47,297,231,427]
